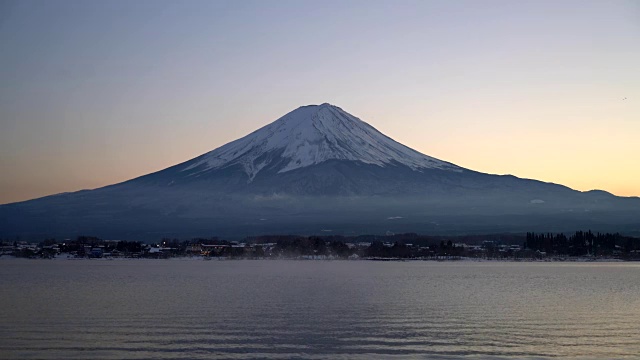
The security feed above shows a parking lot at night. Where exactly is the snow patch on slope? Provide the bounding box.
[183,103,461,180]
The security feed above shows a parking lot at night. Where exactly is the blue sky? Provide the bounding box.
[1,0,639,203]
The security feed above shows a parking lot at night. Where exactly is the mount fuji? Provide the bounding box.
[2,103,639,240]
[183,103,461,180]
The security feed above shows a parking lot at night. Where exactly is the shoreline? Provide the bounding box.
[0,254,631,263]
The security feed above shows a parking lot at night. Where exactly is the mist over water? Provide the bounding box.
[1,260,639,359]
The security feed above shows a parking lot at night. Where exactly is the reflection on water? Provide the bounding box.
[1,259,639,359]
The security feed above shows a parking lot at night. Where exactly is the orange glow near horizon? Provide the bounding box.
[1,1,638,204]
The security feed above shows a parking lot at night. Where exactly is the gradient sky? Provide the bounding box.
[1,0,639,204]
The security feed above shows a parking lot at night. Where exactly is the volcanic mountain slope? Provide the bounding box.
[1,103,639,240]
[133,103,465,195]
[185,103,461,179]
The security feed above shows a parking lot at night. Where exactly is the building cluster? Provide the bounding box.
[0,237,579,260]
[2,232,639,260]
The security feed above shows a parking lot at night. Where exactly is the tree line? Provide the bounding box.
[525,230,640,257]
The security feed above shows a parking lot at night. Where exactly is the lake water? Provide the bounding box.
[1,259,639,359]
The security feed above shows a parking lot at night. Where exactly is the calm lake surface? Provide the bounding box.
[1,259,639,359]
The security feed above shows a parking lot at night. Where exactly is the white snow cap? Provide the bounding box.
[184,103,462,180]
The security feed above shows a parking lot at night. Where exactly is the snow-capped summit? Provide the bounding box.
[3,102,640,240]
[183,103,461,180]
